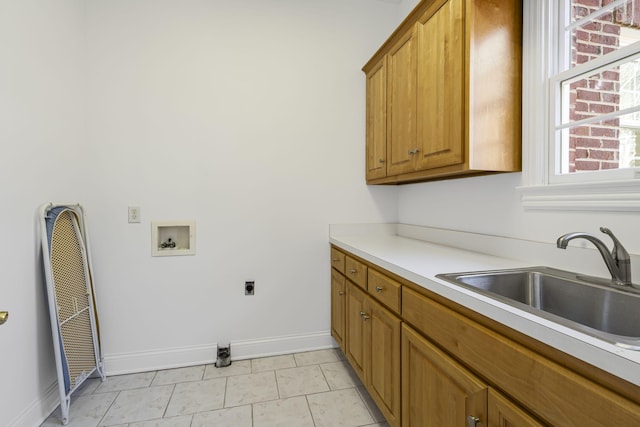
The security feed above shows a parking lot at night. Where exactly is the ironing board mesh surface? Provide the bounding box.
[50,210,97,389]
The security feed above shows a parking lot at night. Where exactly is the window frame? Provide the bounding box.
[519,0,640,211]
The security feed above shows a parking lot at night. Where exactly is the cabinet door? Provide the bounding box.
[488,389,544,427]
[331,270,346,351]
[387,28,418,176]
[366,56,388,181]
[416,0,464,170]
[346,281,368,382]
[369,298,401,427]
[402,324,487,427]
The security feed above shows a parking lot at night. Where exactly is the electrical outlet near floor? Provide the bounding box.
[128,206,141,223]
[245,281,255,295]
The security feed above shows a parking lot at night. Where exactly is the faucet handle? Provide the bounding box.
[600,227,629,264]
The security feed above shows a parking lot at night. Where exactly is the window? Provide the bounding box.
[520,0,640,211]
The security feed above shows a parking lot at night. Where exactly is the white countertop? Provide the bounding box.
[330,225,640,388]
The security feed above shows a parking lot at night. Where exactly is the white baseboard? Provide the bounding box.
[230,331,336,360]
[104,331,335,376]
[9,381,59,427]
[104,343,218,376]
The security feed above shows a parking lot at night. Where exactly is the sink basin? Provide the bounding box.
[436,267,640,349]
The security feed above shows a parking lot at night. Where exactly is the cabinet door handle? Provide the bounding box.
[375,286,383,293]
[379,159,385,164]
[338,291,345,296]
[332,258,340,262]
[349,269,357,274]
[466,416,480,427]
[360,311,370,320]
[408,148,420,155]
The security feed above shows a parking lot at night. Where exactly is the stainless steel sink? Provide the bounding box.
[436,267,640,349]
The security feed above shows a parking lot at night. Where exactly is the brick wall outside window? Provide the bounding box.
[569,0,640,172]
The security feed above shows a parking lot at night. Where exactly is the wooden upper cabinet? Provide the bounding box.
[416,0,464,170]
[466,0,522,172]
[386,28,417,177]
[366,57,388,181]
[362,0,522,184]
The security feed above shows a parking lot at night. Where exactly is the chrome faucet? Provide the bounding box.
[557,227,632,287]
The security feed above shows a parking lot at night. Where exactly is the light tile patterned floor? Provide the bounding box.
[41,349,389,427]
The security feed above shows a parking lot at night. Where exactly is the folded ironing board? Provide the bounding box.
[40,203,105,425]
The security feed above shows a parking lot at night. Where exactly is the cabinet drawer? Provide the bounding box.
[345,256,368,289]
[330,248,345,274]
[368,269,401,314]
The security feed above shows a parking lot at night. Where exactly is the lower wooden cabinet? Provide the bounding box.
[331,245,640,426]
[346,280,401,427]
[401,323,543,427]
[402,285,640,426]
[346,281,368,380]
[402,323,487,427]
[330,269,346,351]
[368,293,401,427]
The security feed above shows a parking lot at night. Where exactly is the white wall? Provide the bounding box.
[82,0,399,368]
[398,172,640,254]
[0,1,87,425]
[2,0,402,424]
[398,0,421,18]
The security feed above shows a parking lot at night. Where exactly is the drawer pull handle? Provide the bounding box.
[375,286,383,293]
[408,148,420,155]
[338,291,345,296]
[467,416,480,427]
[349,269,357,274]
[332,258,340,262]
[379,158,385,164]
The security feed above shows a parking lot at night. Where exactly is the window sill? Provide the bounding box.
[518,180,640,211]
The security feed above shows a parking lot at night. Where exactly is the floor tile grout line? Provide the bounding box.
[221,376,228,410]
[96,389,120,427]
[304,394,318,427]
[150,369,159,387]
[317,361,333,391]
[269,369,278,403]
[273,366,282,400]
[161,382,177,420]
